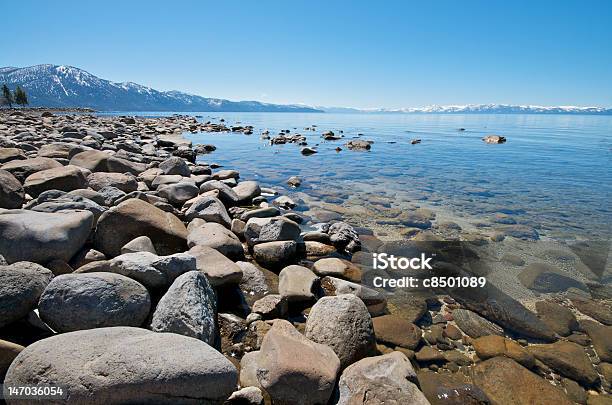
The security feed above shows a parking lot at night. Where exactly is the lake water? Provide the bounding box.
[177,112,610,243]
[103,111,611,243]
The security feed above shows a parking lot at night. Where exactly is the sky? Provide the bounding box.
[2,0,611,108]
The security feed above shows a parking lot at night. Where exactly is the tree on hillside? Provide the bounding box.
[14,86,29,107]
[2,84,13,108]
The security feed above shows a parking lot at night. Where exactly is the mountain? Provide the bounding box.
[0,64,321,112]
[318,104,612,115]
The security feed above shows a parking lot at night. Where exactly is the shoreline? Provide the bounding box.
[0,110,610,403]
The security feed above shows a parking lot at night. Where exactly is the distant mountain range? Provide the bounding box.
[0,65,320,112]
[318,104,612,115]
[1,64,610,115]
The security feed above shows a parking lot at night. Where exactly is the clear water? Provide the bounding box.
[105,111,612,242]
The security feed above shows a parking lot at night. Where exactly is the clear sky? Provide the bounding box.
[2,0,611,108]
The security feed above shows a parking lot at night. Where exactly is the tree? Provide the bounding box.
[2,84,13,108]
[14,86,29,107]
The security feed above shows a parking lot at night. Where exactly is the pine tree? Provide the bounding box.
[14,86,29,107]
[2,84,13,108]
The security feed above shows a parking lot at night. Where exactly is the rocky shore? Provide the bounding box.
[0,110,610,404]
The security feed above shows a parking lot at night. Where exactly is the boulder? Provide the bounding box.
[417,369,489,405]
[482,135,506,144]
[471,357,572,405]
[312,257,362,282]
[94,199,187,257]
[1,157,62,182]
[38,272,151,332]
[187,221,244,260]
[0,339,24,381]
[227,387,264,405]
[320,276,387,316]
[69,150,112,172]
[107,252,195,291]
[4,327,237,404]
[233,180,261,203]
[87,172,138,193]
[184,195,231,227]
[252,294,287,319]
[581,321,612,362]
[244,216,301,246]
[529,341,599,386]
[345,139,372,150]
[372,315,422,350]
[200,180,240,206]
[305,294,376,368]
[572,298,612,326]
[337,351,429,405]
[278,265,318,302]
[189,245,243,286]
[23,165,88,197]
[121,235,157,255]
[0,169,24,209]
[0,209,93,264]
[238,261,272,298]
[323,221,361,252]
[0,262,53,328]
[150,271,218,346]
[256,319,340,405]
[472,335,535,368]
[157,182,199,207]
[0,148,26,164]
[159,156,190,176]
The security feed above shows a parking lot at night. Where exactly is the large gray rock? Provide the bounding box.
[29,190,106,223]
[87,172,138,193]
[184,195,231,227]
[159,156,190,176]
[199,180,239,206]
[1,157,62,182]
[256,319,340,405]
[94,199,187,257]
[150,271,218,346]
[187,221,244,260]
[0,209,93,264]
[244,216,301,246]
[278,265,318,302]
[0,262,53,328]
[0,169,24,209]
[233,180,261,204]
[106,252,196,291]
[189,245,243,286]
[38,272,151,332]
[4,327,237,404]
[23,165,88,197]
[337,351,430,405]
[252,241,297,269]
[305,294,376,368]
[0,148,25,164]
[323,221,361,252]
[157,182,199,207]
[121,235,157,255]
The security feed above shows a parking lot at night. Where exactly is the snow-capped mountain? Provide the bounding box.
[318,104,612,115]
[0,65,320,112]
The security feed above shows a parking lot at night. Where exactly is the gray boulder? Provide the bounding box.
[187,221,244,260]
[0,209,93,264]
[305,294,376,368]
[253,241,297,269]
[107,251,196,291]
[0,169,24,209]
[4,327,237,404]
[1,157,62,182]
[157,182,199,206]
[150,271,218,346]
[0,262,53,328]
[279,265,318,302]
[189,245,243,286]
[159,156,191,176]
[23,165,88,197]
[38,272,151,332]
[184,195,231,227]
[337,351,430,405]
[452,309,504,338]
[121,235,157,254]
[233,180,261,203]
[244,216,301,246]
[87,172,138,193]
[199,180,239,206]
[320,276,387,316]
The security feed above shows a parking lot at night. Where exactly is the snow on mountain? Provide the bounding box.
[0,64,321,112]
[318,103,612,115]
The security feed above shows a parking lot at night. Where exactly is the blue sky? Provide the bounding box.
[2,0,611,108]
